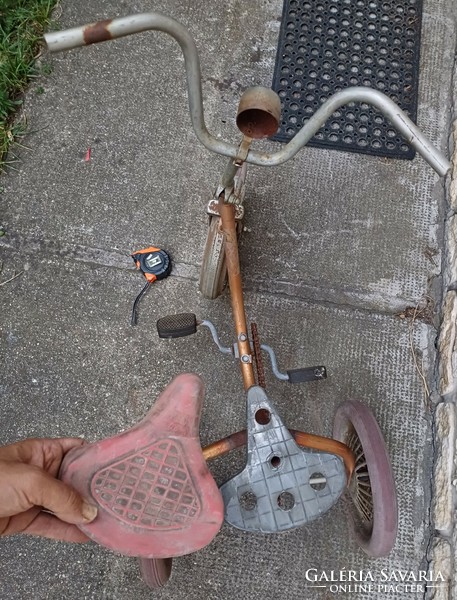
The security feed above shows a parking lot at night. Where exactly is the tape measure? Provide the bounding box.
[131,247,172,326]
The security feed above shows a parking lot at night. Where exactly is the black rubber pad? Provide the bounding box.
[157,313,197,338]
[272,0,423,159]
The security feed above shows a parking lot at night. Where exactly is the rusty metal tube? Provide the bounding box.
[202,430,248,461]
[45,12,224,157]
[262,86,450,175]
[45,13,450,176]
[218,200,255,390]
[220,158,238,190]
[202,429,356,481]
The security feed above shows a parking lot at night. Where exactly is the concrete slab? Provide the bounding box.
[0,0,455,597]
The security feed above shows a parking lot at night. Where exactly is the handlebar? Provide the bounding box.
[44,12,451,177]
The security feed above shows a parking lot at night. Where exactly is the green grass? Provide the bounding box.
[0,0,58,171]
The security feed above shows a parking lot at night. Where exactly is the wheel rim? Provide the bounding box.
[199,216,227,299]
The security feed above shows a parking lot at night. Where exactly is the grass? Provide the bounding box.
[0,0,58,171]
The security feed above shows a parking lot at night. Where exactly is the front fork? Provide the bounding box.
[218,196,256,390]
[214,154,255,390]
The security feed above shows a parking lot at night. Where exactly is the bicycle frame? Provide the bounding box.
[45,10,451,386]
[201,428,356,480]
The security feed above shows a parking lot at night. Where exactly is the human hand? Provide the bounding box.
[0,437,97,542]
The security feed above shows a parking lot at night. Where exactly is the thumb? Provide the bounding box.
[27,468,98,525]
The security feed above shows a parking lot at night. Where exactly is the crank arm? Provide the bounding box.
[157,314,327,384]
[260,344,327,384]
[157,313,232,355]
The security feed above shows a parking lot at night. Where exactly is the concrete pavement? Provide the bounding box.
[1,0,456,598]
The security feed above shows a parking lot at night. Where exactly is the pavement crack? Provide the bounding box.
[423,405,441,600]
[244,276,439,320]
[1,230,440,318]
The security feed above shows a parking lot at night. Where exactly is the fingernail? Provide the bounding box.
[82,502,98,523]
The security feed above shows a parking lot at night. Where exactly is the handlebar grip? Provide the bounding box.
[157,313,197,338]
[287,366,327,384]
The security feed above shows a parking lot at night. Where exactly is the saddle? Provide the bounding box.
[59,374,224,558]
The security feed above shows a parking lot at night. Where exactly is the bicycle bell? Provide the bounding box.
[236,86,281,139]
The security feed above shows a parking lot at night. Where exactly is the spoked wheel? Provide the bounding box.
[333,400,397,557]
[199,216,228,299]
[138,557,173,589]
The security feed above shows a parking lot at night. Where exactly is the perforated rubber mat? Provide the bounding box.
[272,0,423,158]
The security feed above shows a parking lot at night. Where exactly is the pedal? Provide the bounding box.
[287,365,327,384]
[157,313,197,339]
[220,386,345,533]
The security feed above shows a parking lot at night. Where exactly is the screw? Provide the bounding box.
[239,333,247,342]
[241,354,251,363]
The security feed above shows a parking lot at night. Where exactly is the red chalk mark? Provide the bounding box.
[85,147,91,162]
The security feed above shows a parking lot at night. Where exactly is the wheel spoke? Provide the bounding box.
[333,401,397,557]
[344,425,374,531]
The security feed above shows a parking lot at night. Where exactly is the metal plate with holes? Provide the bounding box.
[272,0,423,158]
[220,386,346,533]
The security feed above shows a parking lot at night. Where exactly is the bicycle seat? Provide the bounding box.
[59,374,224,558]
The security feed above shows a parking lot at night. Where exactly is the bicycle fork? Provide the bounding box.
[218,195,255,389]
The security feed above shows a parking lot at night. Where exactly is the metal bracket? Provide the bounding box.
[209,162,246,215]
[220,386,346,532]
[207,197,244,221]
[234,136,252,167]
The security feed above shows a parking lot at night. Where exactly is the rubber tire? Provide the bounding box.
[138,557,173,589]
[333,400,398,557]
[199,216,228,299]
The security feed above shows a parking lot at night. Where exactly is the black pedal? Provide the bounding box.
[157,313,197,339]
[287,366,327,384]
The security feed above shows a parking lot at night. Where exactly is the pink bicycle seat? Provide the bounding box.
[59,373,224,558]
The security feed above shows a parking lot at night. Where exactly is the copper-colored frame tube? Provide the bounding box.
[218,198,255,390]
[215,165,355,477]
[215,185,357,479]
[202,430,355,482]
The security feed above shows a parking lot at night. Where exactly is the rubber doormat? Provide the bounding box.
[272,0,423,159]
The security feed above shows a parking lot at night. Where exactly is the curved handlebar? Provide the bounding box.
[45,12,450,177]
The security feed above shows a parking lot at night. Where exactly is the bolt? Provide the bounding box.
[239,333,247,342]
[241,354,250,363]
